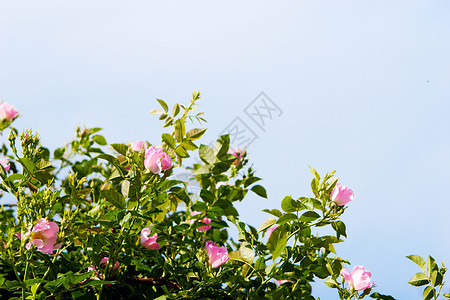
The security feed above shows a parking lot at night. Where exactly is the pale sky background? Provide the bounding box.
[1,1,450,298]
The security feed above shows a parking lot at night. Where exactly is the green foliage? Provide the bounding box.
[0,94,441,300]
[407,254,447,300]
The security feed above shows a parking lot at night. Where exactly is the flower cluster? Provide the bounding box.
[188,209,212,232]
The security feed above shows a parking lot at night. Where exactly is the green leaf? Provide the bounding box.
[428,256,438,278]
[332,221,347,238]
[430,269,442,287]
[267,225,288,261]
[369,292,396,300]
[324,277,339,289]
[172,103,181,117]
[180,140,198,151]
[96,154,126,177]
[239,242,255,263]
[423,286,435,300]
[150,109,163,115]
[54,147,65,159]
[408,272,429,287]
[100,189,126,209]
[309,166,320,181]
[36,159,52,169]
[311,178,319,196]
[186,128,207,140]
[300,211,320,223]
[19,157,35,174]
[262,209,283,217]
[257,217,276,233]
[255,257,266,271]
[250,185,267,198]
[213,135,230,158]
[162,133,176,149]
[443,293,450,298]
[174,119,185,142]
[175,146,189,158]
[92,135,107,146]
[111,143,128,155]
[157,98,169,112]
[199,145,215,164]
[5,173,26,181]
[277,213,297,225]
[281,196,296,213]
[407,255,427,273]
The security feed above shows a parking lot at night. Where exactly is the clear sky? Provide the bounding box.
[1,1,449,298]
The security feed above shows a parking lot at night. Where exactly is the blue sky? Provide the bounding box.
[1,1,450,298]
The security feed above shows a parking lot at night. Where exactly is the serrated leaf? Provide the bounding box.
[428,256,438,277]
[156,99,169,112]
[162,133,176,149]
[309,166,320,181]
[100,189,126,209]
[199,145,215,164]
[423,286,435,300]
[172,103,181,117]
[186,128,207,140]
[5,173,26,181]
[19,157,35,174]
[180,140,198,151]
[369,292,396,300]
[54,147,65,159]
[281,196,296,212]
[332,221,347,238]
[250,185,267,198]
[257,218,276,233]
[111,143,128,155]
[277,213,297,225]
[239,242,255,263]
[175,146,189,158]
[150,109,163,115]
[407,255,427,273]
[262,209,283,217]
[92,135,107,146]
[213,135,230,158]
[267,226,288,261]
[408,272,429,287]
[300,211,320,223]
[324,277,339,288]
[36,159,52,169]
[174,119,185,142]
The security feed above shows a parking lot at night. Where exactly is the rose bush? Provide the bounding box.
[0,94,447,300]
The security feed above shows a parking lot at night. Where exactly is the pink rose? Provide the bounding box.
[0,158,10,172]
[276,280,294,285]
[88,257,120,280]
[99,257,120,272]
[25,218,59,254]
[140,228,161,250]
[188,209,212,232]
[130,140,147,152]
[340,265,373,291]
[227,148,244,165]
[267,224,279,239]
[205,241,228,268]
[0,102,18,121]
[330,183,354,206]
[144,146,172,173]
